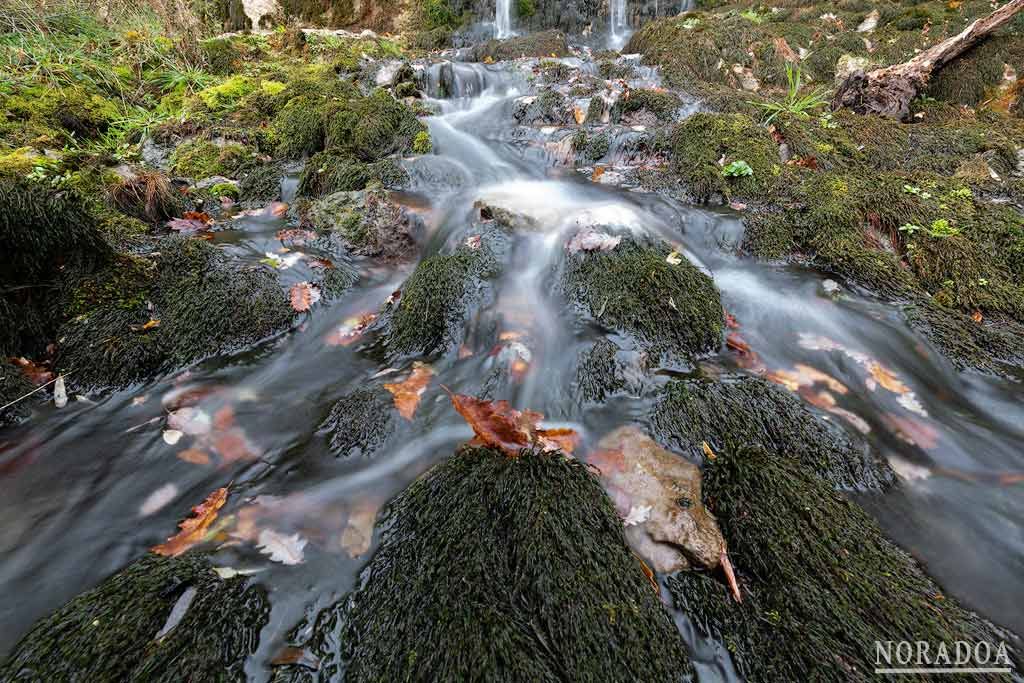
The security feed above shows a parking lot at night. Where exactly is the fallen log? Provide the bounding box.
[832,0,1024,121]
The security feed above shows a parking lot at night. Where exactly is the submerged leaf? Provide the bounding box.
[383,363,434,421]
[289,282,322,312]
[151,487,228,557]
[257,528,307,565]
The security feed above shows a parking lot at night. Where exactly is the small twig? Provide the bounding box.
[0,370,74,413]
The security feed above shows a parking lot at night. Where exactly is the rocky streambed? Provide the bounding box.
[2,4,1024,682]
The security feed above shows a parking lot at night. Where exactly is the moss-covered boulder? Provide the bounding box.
[383,231,505,358]
[513,88,574,126]
[306,188,422,260]
[320,385,395,457]
[652,376,894,491]
[272,447,692,682]
[905,302,1024,378]
[560,236,724,362]
[0,178,112,357]
[575,338,628,403]
[611,88,682,125]
[469,29,571,62]
[296,153,408,198]
[668,445,1019,682]
[57,237,294,388]
[0,552,270,681]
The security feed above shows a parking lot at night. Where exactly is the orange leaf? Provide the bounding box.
[867,361,909,395]
[325,313,377,347]
[587,447,626,475]
[211,428,257,463]
[151,487,228,557]
[213,405,235,431]
[445,390,577,458]
[289,282,321,312]
[971,310,983,323]
[11,356,53,385]
[383,363,434,421]
[177,448,212,465]
[726,332,752,355]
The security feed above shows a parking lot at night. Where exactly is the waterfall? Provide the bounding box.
[496,0,512,39]
[608,0,630,50]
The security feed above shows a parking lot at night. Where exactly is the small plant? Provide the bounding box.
[927,218,959,237]
[750,64,829,125]
[413,130,433,154]
[902,184,932,199]
[818,113,838,129]
[682,17,701,29]
[723,160,754,177]
[740,8,767,23]
[898,223,923,236]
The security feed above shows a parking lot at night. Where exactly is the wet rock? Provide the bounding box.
[297,153,408,198]
[320,385,395,457]
[905,303,1024,379]
[238,162,285,203]
[57,237,295,389]
[383,228,506,359]
[307,189,422,261]
[652,375,894,491]
[610,88,681,125]
[560,235,724,363]
[593,426,726,574]
[512,88,575,126]
[0,552,270,681]
[468,29,571,62]
[667,444,1019,682]
[474,200,540,231]
[272,447,693,683]
[575,338,627,402]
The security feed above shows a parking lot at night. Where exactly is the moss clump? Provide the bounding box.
[384,237,502,358]
[652,376,894,491]
[273,447,692,683]
[669,112,780,201]
[196,75,257,111]
[170,139,250,179]
[320,386,394,457]
[0,357,36,426]
[905,303,1024,378]
[0,177,112,356]
[200,37,242,74]
[272,95,327,159]
[413,129,432,154]
[323,89,425,162]
[561,237,724,361]
[668,445,1017,682]
[612,88,682,123]
[514,87,572,125]
[238,163,283,202]
[469,30,572,62]
[575,338,627,403]
[297,152,407,198]
[57,237,294,388]
[0,552,269,682]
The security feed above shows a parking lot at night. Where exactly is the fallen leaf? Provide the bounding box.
[325,313,377,346]
[728,201,747,211]
[276,229,317,245]
[867,361,909,395]
[445,390,578,457]
[726,333,752,355]
[139,483,179,517]
[340,500,378,558]
[11,357,54,385]
[383,363,434,420]
[666,251,683,265]
[152,487,228,557]
[177,448,212,465]
[289,282,322,312]
[257,528,307,565]
[167,211,213,233]
[309,258,335,270]
[768,364,848,394]
[262,251,304,270]
[53,375,67,408]
[465,234,482,250]
[567,228,621,254]
[213,405,235,431]
[168,407,212,436]
[972,310,983,323]
[701,441,717,460]
[130,318,161,332]
[591,166,606,182]
[211,428,258,463]
[574,106,586,124]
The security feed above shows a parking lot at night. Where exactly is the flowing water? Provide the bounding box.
[2,49,1024,680]
[609,0,631,50]
[495,0,513,39]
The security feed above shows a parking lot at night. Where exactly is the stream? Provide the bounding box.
[1,47,1023,680]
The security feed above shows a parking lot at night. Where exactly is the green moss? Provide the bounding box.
[669,112,780,201]
[200,37,242,75]
[385,237,502,358]
[238,163,283,202]
[413,129,433,154]
[905,303,1024,378]
[273,447,692,683]
[516,0,536,19]
[307,188,419,259]
[320,386,395,457]
[57,237,294,388]
[575,338,626,403]
[272,95,326,159]
[170,139,250,179]
[668,445,1010,682]
[207,181,239,199]
[323,88,425,162]
[196,76,257,111]
[652,376,893,490]
[561,237,724,361]
[1,552,269,682]
[297,152,407,198]
[612,88,682,123]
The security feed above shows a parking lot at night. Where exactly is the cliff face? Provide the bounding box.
[461,0,690,35]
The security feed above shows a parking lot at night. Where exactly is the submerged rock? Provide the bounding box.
[57,237,295,389]
[272,446,693,682]
[1,552,270,681]
[668,445,1020,682]
[560,236,724,363]
[652,376,894,491]
[320,385,395,457]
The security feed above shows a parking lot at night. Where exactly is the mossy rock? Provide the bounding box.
[905,303,1024,378]
[0,178,112,357]
[560,236,724,362]
[57,237,294,388]
[513,87,573,125]
[320,385,395,457]
[652,376,894,491]
[669,112,780,202]
[306,188,421,260]
[238,162,284,203]
[170,139,251,180]
[668,445,1019,682]
[0,357,36,426]
[383,232,505,359]
[0,552,270,681]
[469,30,571,62]
[272,447,693,682]
[611,88,682,124]
[200,37,243,75]
[323,89,425,162]
[296,152,407,198]
[575,338,628,403]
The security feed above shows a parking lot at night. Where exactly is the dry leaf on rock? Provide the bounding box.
[446,390,578,457]
[325,313,377,347]
[566,228,621,254]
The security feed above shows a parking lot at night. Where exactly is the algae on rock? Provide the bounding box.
[273,447,693,683]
